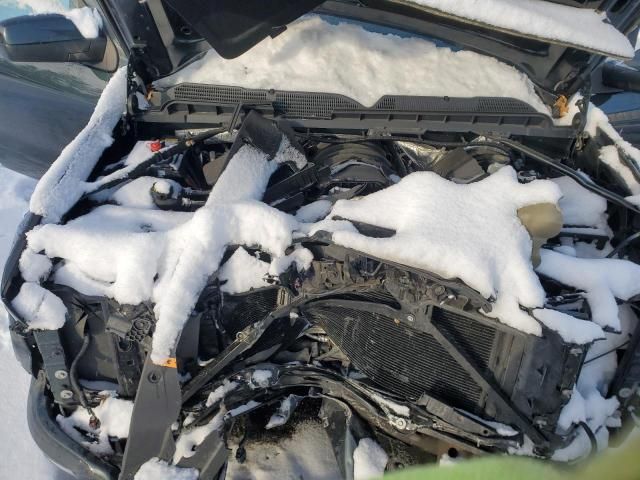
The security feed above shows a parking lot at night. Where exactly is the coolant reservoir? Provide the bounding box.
[517,203,563,267]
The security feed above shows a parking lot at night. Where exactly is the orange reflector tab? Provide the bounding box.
[158,357,177,368]
[553,95,569,118]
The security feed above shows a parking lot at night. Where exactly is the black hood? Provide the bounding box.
[98,0,640,100]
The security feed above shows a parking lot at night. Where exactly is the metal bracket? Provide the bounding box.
[33,330,73,405]
[119,357,181,480]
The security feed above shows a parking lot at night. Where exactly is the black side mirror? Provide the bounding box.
[0,13,106,63]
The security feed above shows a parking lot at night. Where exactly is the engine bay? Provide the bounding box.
[6,108,640,479]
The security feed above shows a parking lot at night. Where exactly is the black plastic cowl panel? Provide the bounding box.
[163,0,324,59]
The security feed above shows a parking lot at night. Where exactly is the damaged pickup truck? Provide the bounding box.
[2,1,640,478]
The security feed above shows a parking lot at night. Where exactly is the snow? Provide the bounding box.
[321,166,562,335]
[265,394,301,429]
[110,177,162,210]
[27,205,193,304]
[548,285,638,460]
[532,308,604,345]
[29,66,127,223]
[86,141,163,193]
[173,411,226,464]
[353,438,388,480]
[134,458,198,480]
[267,246,313,276]
[295,199,333,222]
[63,7,103,39]
[56,392,134,456]
[228,400,262,417]
[0,165,56,479]
[584,105,640,196]
[537,249,640,332]
[251,369,274,388]
[551,176,608,229]
[205,381,238,408]
[18,248,52,283]
[156,16,549,114]
[153,179,173,195]
[406,0,633,58]
[218,248,271,294]
[599,145,640,196]
[148,139,305,363]
[11,282,67,330]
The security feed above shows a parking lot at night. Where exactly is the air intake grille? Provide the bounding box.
[273,92,359,119]
[306,305,497,413]
[170,84,538,119]
[174,84,270,104]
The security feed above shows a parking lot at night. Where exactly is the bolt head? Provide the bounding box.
[392,417,407,429]
[54,370,68,380]
[60,390,74,400]
[406,315,415,322]
[619,387,633,399]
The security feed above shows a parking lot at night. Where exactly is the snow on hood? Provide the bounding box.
[405,0,634,58]
[155,16,549,114]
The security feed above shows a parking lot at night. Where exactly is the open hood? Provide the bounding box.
[98,0,640,99]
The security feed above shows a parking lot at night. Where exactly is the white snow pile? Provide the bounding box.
[173,412,226,464]
[63,7,103,38]
[251,369,274,389]
[319,166,562,336]
[550,176,608,231]
[551,304,638,461]
[295,199,333,222]
[537,250,640,332]
[586,105,640,198]
[27,154,623,359]
[405,0,633,58]
[29,66,128,224]
[205,381,239,408]
[9,1,103,38]
[25,137,310,363]
[18,249,52,283]
[353,438,388,480]
[27,206,193,303]
[11,282,66,330]
[0,165,57,479]
[156,16,549,114]
[56,392,134,456]
[560,99,640,203]
[218,248,271,294]
[532,308,604,345]
[134,458,198,480]
[266,394,302,429]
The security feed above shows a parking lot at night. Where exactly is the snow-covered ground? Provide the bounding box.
[0,165,60,479]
